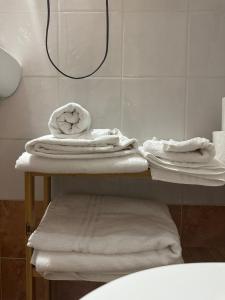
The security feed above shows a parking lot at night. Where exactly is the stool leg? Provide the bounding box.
[43,175,52,300]
[25,173,35,300]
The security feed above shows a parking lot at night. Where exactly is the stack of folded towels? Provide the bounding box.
[140,137,225,186]
[29,194,183,282]
[25,103,138,159]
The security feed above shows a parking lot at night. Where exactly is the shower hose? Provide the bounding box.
[45,0,109,79]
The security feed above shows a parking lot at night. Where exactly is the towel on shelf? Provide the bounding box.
[25,129,138,159]
[15,152,148,174]
[48,103,91,138]
[140,139,225,186]
[143,137,215,163]
[162,137,214,153]
[29,195,183,282]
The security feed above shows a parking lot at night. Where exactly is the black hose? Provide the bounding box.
[45,0,109,79]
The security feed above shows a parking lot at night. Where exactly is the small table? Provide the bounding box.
[81,263,225,300]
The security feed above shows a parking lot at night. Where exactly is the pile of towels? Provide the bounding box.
[29,194,183,282]
[25,103,137,159]
[140,137,225,186]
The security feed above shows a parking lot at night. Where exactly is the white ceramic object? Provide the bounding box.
[213,131,225,163]
[81,263,225,300]
[0,47,22,98]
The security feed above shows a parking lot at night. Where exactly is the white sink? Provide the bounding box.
[81,263,225,300]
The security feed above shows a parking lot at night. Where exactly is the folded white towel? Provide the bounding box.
[140,147,225,186]
[29,195,182,279]
[33,270,128,282]
[48,103,91,137]
[143,138,215,163]
[163,137,214,153]
[15,152,148,174]
[25,129,138,159]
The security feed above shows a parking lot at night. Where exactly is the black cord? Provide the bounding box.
[46,0,109,79]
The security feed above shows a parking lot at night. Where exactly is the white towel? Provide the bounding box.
[25,129,138,159]
[163,137,214,153]
[29,195,182,280]
[140,147,225,186]
[143,138,215,163]
[48,103,91,138]
[15,152,148,174]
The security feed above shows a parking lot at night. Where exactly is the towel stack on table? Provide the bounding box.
[28,194,183,282]
[25,103,138,159]
[140,137,225,186]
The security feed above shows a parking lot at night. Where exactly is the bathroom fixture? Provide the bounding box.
[45,0,109,79]
[0,48,22,98]
[81,263,225,300]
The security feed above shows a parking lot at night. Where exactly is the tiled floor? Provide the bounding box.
[0,200,225,300]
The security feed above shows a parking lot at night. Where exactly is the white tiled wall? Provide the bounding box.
[0,0,225,203]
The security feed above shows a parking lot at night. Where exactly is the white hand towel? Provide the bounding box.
[162,137,214,153]
[139,147,225,186]
[48,103,91,137]
[143,138,215,163]
[25,129,138,159]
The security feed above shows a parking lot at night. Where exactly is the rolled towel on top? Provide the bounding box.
[143,137,215,163]
[48,103,91,138]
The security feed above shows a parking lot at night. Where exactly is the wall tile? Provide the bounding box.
[0,0,58,12]
[188,12,225,77]
[0,140,44,200]
[59,0,121,11]
[58,12,122,77]
[181,206,225,247]
[124,0,187,11]
[58,78,122,129]
[1,201,25,258]
[0,200,46,258]
[51,281,104,300]
[57,176,182,204]
[188,0,225,11]
[123,12,187,76]
[0,12,57,76]
[0,77,58,139]
[186,78,225,139]
[1,258,25,300]
[182,185,225,205]
[122,78,186,141]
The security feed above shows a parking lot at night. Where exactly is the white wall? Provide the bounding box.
[0,0,225,203]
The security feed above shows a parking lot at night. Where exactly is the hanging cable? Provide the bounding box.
[46,0,109,79]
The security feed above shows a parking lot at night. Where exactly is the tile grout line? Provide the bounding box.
[120,0,125,131]
[184,7,191,140]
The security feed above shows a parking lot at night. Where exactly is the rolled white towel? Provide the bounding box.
[143,137,215,163]
[48,103,91,138]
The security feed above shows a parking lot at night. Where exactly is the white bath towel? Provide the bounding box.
[48,103,91,137]
[15,152,148,174]
[31,270,128,282]
[143,138,215,163]
[25,129,138,159]
[140,147,225,186]
[29,195,182,280]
